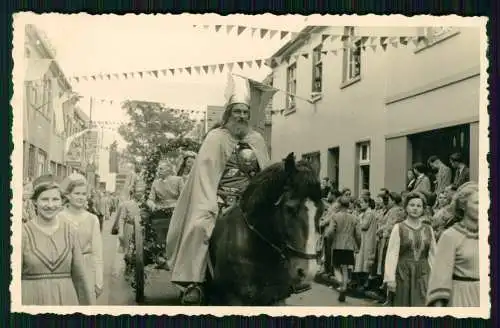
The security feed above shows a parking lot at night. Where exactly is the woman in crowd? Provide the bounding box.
[111,177,147,260]
[412,163,432,199]
[177,151,196,184]
[318,189,343,278]
[384,191,437,306]
[58,175,104,303]
[426,182,480,307]
[431,191,453,235]
[368,190,390,293]
[22,174,93,305]
[147,159,184,244]
[407,169,416,192]
[354,197,377,292]
[323,196,360,302]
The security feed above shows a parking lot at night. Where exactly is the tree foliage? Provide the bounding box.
[118,100,197,166]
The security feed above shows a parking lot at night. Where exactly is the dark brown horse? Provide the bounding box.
[206,153,324,305]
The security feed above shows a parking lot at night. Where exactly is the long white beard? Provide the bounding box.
[226,120,250,139]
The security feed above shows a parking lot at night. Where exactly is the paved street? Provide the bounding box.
[100,219,377,306]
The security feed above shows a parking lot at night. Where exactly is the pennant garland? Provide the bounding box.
[27,34,428,84]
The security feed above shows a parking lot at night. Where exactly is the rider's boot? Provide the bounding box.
[181,283,204,305]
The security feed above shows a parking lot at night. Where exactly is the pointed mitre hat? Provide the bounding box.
[222,74,251,124]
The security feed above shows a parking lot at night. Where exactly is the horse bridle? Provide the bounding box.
[239,205,321,262]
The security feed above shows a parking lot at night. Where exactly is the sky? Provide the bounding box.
[20,14,306,179]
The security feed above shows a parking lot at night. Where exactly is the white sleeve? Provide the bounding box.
[90,214,104,289]
[384,223,401,283]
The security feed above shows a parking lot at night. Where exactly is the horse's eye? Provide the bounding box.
[285,202,300,214]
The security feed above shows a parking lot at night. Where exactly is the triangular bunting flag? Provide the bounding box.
[227,25,234,34]
[321,50,328,55]
[255,59,262,68]
[301,53,309,59]
[370,44,377,51]
[246,61,253,68]
[321,34,329,42]
[161,69,167,76]
[292,54,299,61]
[113,73,119,79]
[91,76,96,81]
[138,72,144,78]
[179,68,184,74]
[280,31,289,39]
[202,66,209,74]
[269,30,278,39]
[83,76,88,81]
[218,64,224,72]
[360,36,369,45]
[330,49,338,56]
[264,58,272,67]
[251,28,257,37]
[237,26,246,35]
[380,36,388,51]
[202,25,210,30]
[169,69,175,75]
[210,65,216,74]
[341,35,349,42]
[75,77,80,83]
[227,63,234,71]
[122,73,127,79]
[370,36,377,44]
[260,29,268,39]
[194,66,201,74]
[215,25,222,32]
[400,37,409,45]
[330,35,339,42]
[290,32,299,39]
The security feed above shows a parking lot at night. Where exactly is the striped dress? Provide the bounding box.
[426,223,480,306]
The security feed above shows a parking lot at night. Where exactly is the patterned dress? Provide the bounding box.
[426,223,480,306]
[58,210,103,304]
[22,220,93,305]
[217,142,260,211]
[384,220,436,306]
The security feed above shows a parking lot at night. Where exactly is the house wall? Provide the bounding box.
[270,26,481,195]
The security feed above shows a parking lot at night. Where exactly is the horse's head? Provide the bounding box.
[273,153,324,286]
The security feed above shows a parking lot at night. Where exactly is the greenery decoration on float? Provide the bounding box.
[124,137,201,289]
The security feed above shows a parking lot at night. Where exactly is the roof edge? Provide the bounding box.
[269,25,331,67]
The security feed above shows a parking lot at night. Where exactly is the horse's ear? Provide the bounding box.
[284,152,297,174]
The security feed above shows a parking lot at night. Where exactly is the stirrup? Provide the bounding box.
[181,283,204,305]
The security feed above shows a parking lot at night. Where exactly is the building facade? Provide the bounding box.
[23,24,85,182]
[269,26,480,196]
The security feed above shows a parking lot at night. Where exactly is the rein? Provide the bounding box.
[239,204,320,262]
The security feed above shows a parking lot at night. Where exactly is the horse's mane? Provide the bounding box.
[240,159,322,218]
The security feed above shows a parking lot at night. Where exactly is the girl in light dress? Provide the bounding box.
[426,182,480,307]
[22,174,93,305]
[57,175,104,303]
[384,191,437,306]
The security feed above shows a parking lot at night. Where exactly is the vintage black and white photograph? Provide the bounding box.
[11,13,489,317]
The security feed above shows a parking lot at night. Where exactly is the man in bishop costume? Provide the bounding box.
[165,74,276,305]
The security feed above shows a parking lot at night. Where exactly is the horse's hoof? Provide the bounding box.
[338,291,346,303]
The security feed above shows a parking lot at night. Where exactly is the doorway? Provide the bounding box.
[409,123,470,185]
